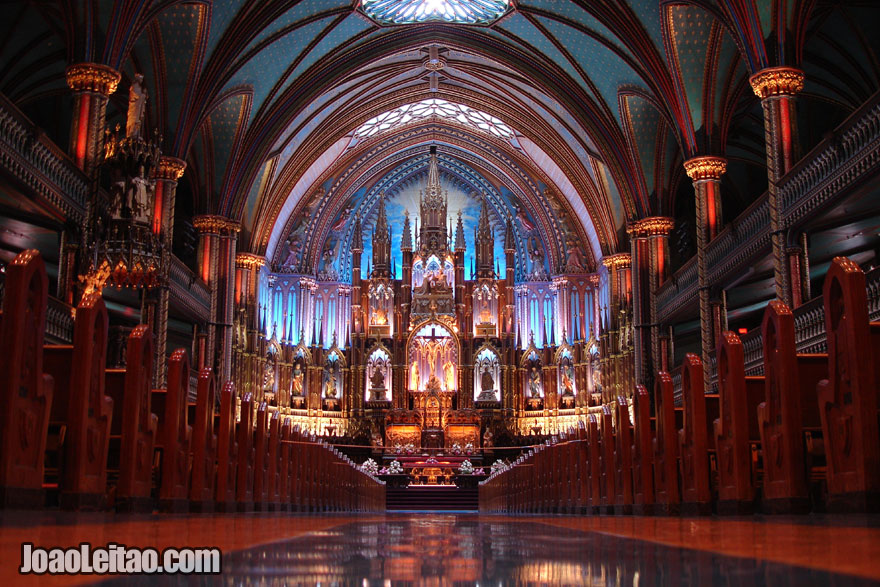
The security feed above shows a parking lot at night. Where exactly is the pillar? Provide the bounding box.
[628,217,675,388]
[750,67,806,307]
[65,63,121,175]
[194,215,240,383]
[684,156,727,393]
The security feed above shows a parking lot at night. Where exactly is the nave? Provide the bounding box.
[2,512,880,585]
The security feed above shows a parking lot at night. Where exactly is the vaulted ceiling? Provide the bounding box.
[3,0,878,274]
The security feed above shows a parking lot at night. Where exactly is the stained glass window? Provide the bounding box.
[353,99,514,140]
[360,0,511,25]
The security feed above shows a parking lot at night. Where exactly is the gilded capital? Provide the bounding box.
[236,252,266,270]
[683,156,727,181]
[65,63,121,95]
[193,215,241,235]
[155,156,187,180]
[601,252,631,270]
[627,216,675,237]
[749,67,805,99]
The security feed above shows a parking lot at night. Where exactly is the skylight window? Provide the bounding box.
[353,99,514,141]
[360,0,511,25]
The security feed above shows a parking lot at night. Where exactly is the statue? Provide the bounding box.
[323,366,338,398]
[126,73,147,138]
[482,427,494,448]
[370,366,386,390]
[282,236,303,269]
[330,207,352,232]
[481,367,494,392]
[529,366,542,398]
[291,362,304,396]
[565,239,586,272]
[444,360,455,391]
[410,361,420,390]
[562,368,575,397]
[130,164,151,223]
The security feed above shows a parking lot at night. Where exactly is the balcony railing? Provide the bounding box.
[657,91,880,323]
[169,255,210,322]
[0,94,88,221]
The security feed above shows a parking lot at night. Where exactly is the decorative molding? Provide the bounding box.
[193,215,241,234]
[601,252,631,270]
[627,216,674,237]
[749,67,805,99]
[236,252,266,270]
[65,63,121,95]
[155,156,186,180]
[683,156,727,181]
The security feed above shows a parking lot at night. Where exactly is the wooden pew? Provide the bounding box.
[587,414,602,514]
[653,371,680,514]
[758,300,826,513]
[632,384,654,514]
[267,412,282,511]
[575,421,589,514]
[818,256,880,511]
[279,420,292,511]
[252,402,269,511]
[614,395,634,514]
[678,354,713,515]
[0,250,54,508]
[714,331,762,514]
[44,292,113,510]
[114,325,157,512]
[155,349,192,513]
[215,382,238,512]
[600,406,616,514]
[189,367,217,512]
[236,393,255,512]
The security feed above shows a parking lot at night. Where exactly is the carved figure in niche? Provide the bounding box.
[263,361,275,392]
[444,360,455,391]
[482,427,494,448]
[282,235,303,269]
[515,205,535,233]
[371,307,387,325]
[481,367,494,393]
[529,366,542,398]
[330,207,352,232]
[370,366,386,390]
[130,165,151,223]
[528,237,547,279]
[291,361,304,396]
[410,362,420,390]
[565,237,586,272]
[562,365,575,397]
[126,73,147,138]
[324,370,338,398]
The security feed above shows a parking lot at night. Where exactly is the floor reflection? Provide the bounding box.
[211,515,875,586]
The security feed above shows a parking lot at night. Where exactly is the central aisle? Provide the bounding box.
[4,512,880,585]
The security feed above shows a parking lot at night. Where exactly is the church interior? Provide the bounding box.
[1,0,880,583]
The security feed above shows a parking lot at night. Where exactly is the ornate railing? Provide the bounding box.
[46,296,75,344]
[0,93,88,221]
[657,91,880,323]
[169,255,210,322]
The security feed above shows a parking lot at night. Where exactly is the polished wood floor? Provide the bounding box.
[2,511,880,585]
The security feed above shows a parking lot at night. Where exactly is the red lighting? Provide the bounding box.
[737,327,748,335]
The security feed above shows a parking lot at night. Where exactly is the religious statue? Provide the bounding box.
[324,368,338,398]
[126,73,147,138]
[282,235,303,269]
[330,206,352,232]
[562,368,575,397]
[481,367,494,392]
[371,307,387,325]
[129,164,151,223]
[529,366,542,398]
[410,361,420,390]
[444,360,455,391]
[565,239,586,272]
[370,366,386,391]
[482,427,494,448]
[291,362,304,396]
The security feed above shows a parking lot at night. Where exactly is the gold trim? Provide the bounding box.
[156,156,186,180]
[236,252,266,270]
[749,67,805,99]
[683,156,727,181]
[627,216,675,237]
[601,252,631,270]
[65,63,121,95]
[193,215,241,234]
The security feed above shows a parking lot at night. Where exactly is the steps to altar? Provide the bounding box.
[386,486,479,511]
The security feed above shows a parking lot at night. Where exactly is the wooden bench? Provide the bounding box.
[189,367,217,512]
[0,250,54,508]
[714,331,762,514]
[632,384,655,514]
[653,371,680,514]
[614,395,634,514]
[678,354,714,515]
[818,256,880,511]
[215,382,238,512]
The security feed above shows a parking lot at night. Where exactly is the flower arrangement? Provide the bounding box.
[451,442,462,455]
[387,460,404,475]
[474,467,485,475]
[491,460,507,474]
[458,459,474,475]
[426,457,438,464]
[361,458,378,475]
[404,443,416,455]
[464,442,475,454]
